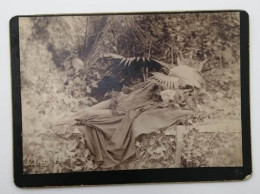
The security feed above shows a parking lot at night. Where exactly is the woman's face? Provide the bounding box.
[160,90,177,103]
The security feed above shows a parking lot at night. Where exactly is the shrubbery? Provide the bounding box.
[20,12,242,173]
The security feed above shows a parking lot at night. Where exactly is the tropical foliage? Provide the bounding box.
[20,12,242,173]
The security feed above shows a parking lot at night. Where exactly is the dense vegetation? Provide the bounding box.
[19,12,242,174]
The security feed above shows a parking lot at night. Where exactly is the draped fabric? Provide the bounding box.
[54,82,193,168]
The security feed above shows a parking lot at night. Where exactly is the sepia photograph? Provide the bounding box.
[10,11,250,186]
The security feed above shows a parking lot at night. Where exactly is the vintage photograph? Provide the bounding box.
[18,12,243,174]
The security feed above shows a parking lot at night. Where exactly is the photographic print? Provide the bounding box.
[10,11,251,187]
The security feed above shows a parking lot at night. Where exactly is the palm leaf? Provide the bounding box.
[100,53,172,84]
[101,53,124,60]
[125,57,135,67]
[152,59,170,69]
[150,72,179,89]
[102,53,169,71]
[197,59,208,72]
[169,65,204,88]
[119,58,127,65]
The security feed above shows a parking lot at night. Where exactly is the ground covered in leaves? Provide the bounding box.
[20,12,242,174]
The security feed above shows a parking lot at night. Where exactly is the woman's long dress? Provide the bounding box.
[55,82,193,168]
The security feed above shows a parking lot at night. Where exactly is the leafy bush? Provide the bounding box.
[20,12,242,173]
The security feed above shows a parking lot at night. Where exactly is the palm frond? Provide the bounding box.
[169,66,204,88]
[125,57,136,67]
[197,59,208,72]
[152,59,170,70]
[150,72,179,89]
[177,55,185,66]
[77,15,140,69]
[101,53,169,72]
[101,53,124,60]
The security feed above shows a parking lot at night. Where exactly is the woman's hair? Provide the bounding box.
[150,84,163,102]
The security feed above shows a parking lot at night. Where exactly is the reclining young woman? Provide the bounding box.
[52,81,193,168]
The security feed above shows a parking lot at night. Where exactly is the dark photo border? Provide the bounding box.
[10,10,251,188]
